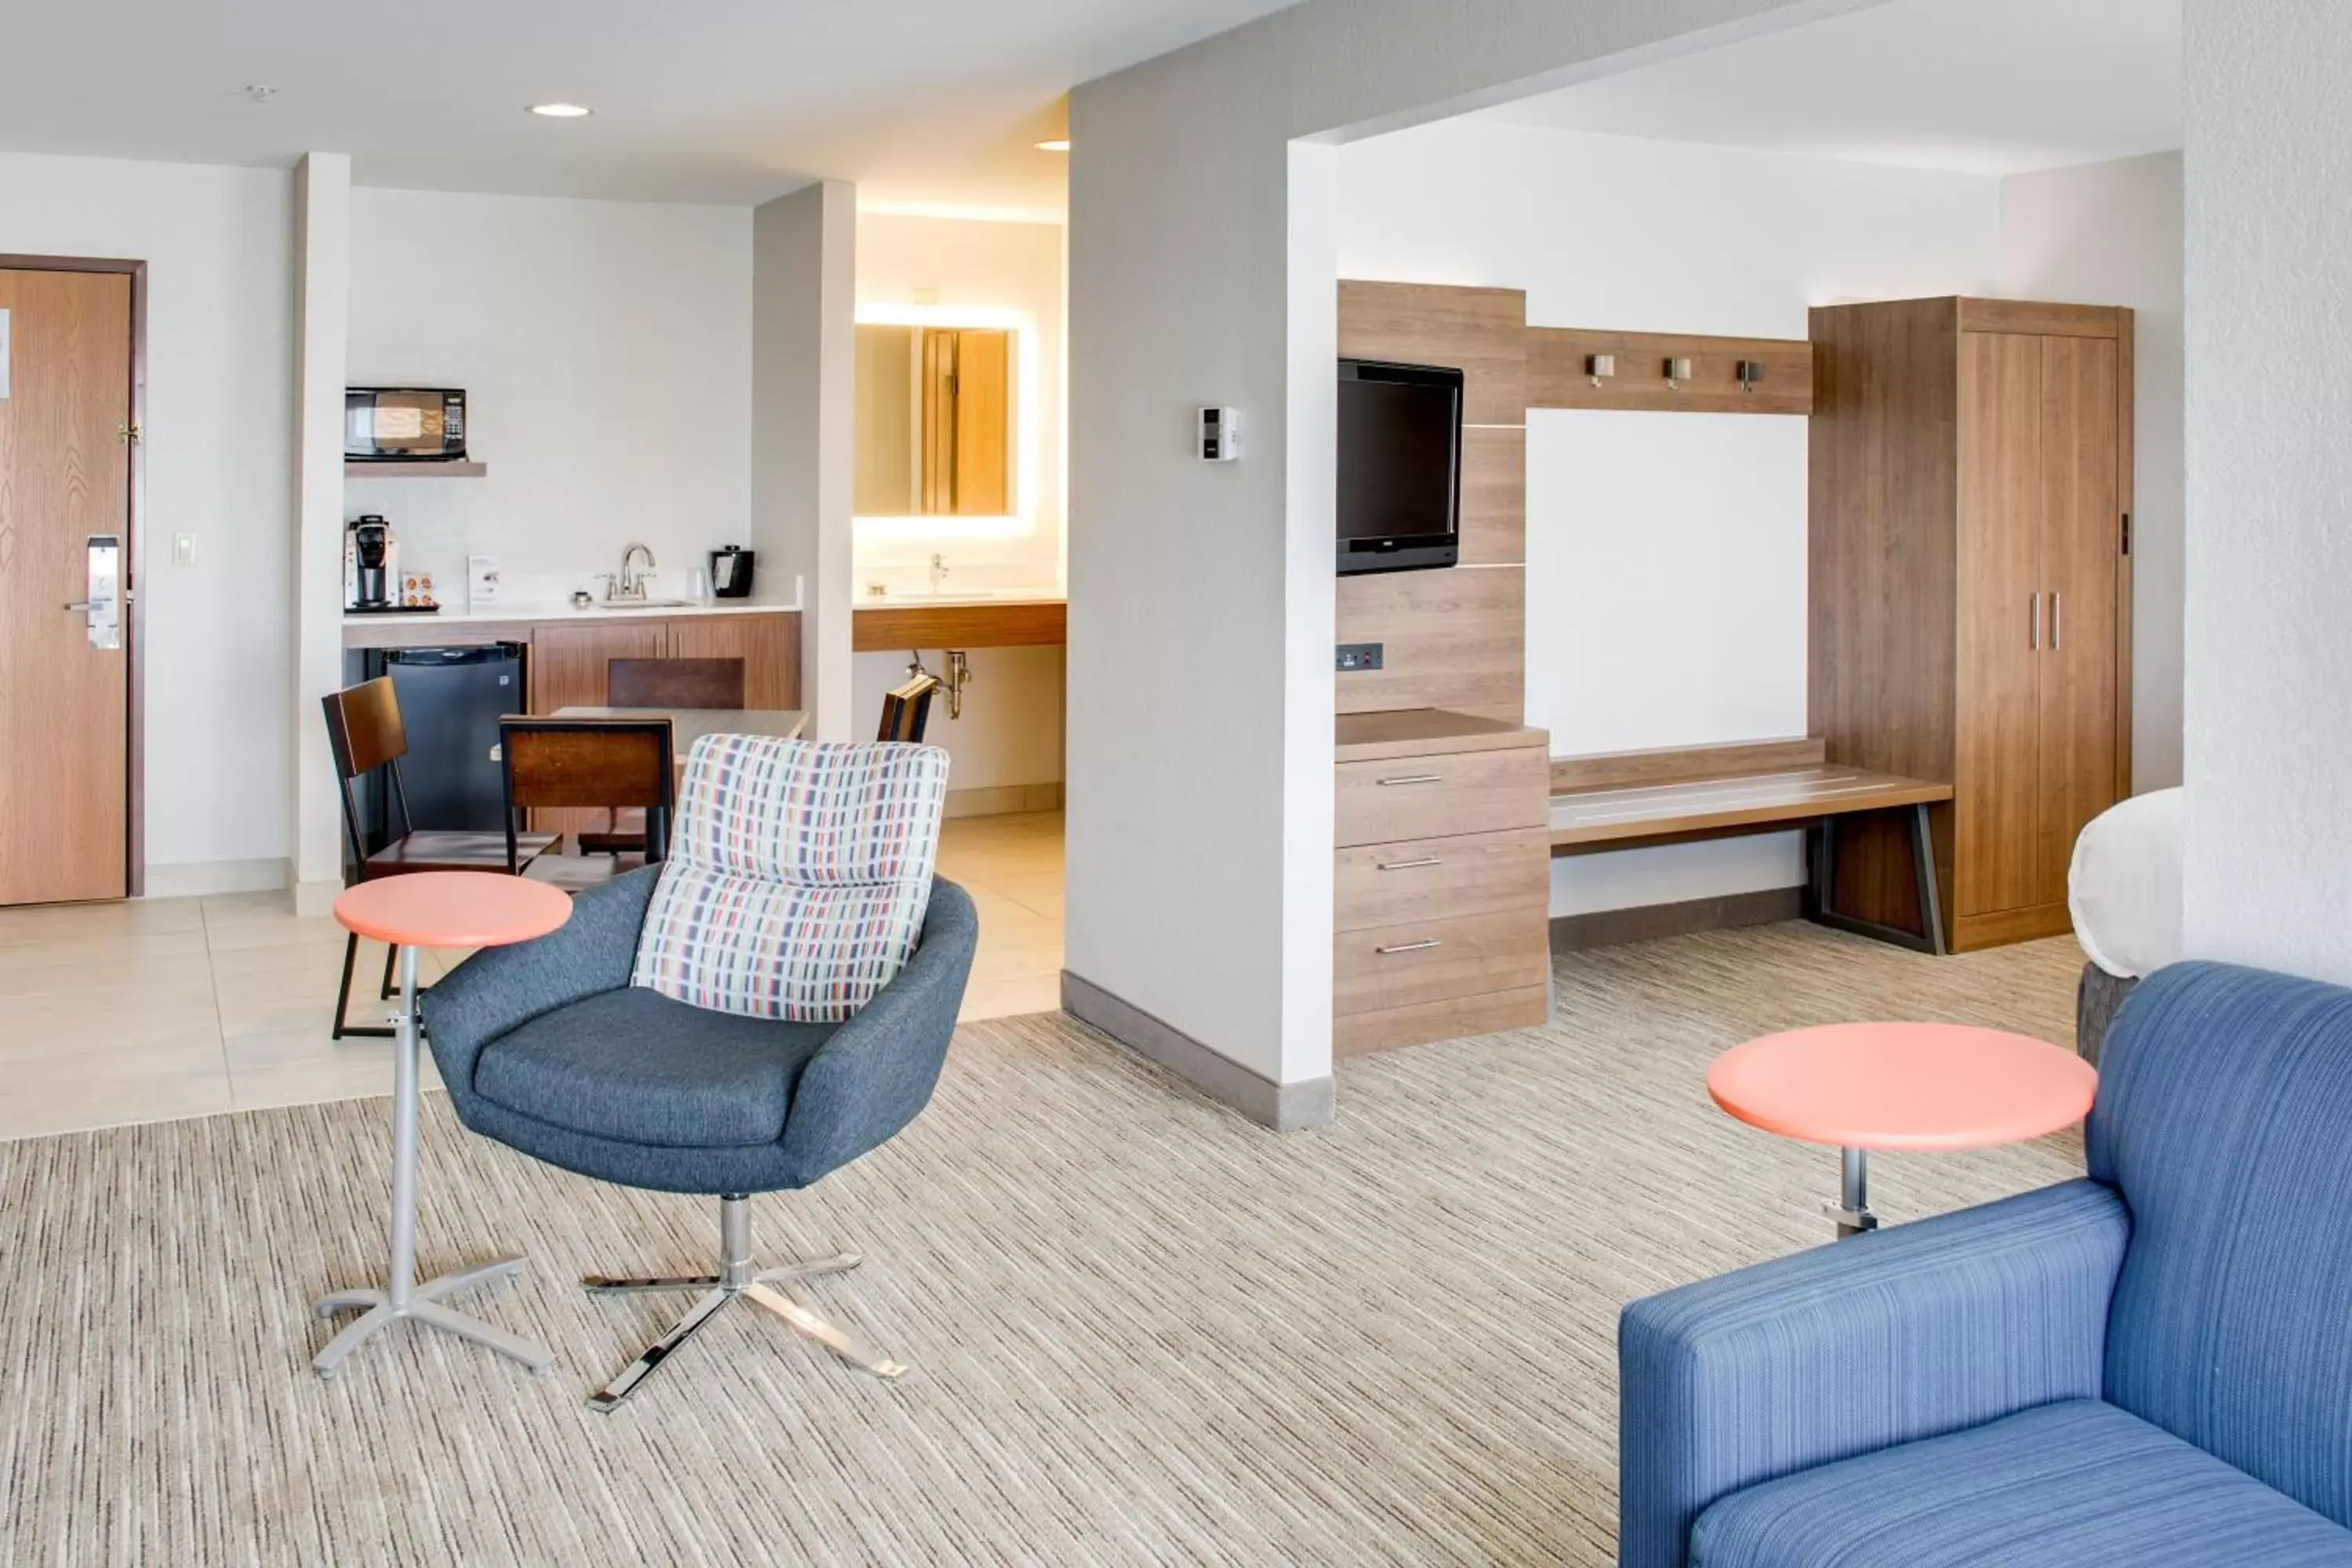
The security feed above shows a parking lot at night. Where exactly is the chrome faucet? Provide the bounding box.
[613,542,656,602]
[928,551,949,595]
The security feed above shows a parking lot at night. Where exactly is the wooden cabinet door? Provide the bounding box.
[666,614,800,709]
[2034,335,2121,902]
[1955,332,2045,917]
[526,622,663,842]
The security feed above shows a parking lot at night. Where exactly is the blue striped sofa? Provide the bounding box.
[1618,963,2352,1567]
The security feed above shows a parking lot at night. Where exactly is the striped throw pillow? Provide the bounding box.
[631,735,950,1022]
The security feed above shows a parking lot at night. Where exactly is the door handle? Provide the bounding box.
[2049,591,2062,652]
[2029,593,2040,651]
[66,535,122,650]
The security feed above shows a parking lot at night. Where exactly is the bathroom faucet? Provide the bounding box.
[929,551,949,595]
[614,542,656,601]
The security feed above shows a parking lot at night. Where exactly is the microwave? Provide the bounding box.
[347,387,467,462]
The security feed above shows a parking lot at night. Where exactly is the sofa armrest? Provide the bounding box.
[1618,1178,2129,1568]
[419,866,659,1091]
[776,878,978,1186]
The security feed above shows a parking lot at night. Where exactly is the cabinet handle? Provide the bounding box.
[2029,593,2040,651]
[2049,591,2062,651]
[1375,774,1443,787]
[1375,939,1443,956]
[1376,856,1445,872]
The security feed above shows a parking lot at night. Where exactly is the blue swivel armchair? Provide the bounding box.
[1621,962,2352,1566]
[421,736,976,1411]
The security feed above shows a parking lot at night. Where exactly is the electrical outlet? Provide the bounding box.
[1335,642,1384,673]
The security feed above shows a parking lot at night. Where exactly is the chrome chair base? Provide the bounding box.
[314,1257,555,1377]
[583,1196,905,1412]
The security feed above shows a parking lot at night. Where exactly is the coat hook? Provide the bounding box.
[1586,353,1617,390]
[1664,357,1693,393]
[1737,360,1766,394]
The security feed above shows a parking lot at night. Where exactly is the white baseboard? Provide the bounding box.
[943,782,1063,820]
[141,857,289,901]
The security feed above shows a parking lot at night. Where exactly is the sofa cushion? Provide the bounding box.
[2092,963,2352,1526]
[632,735,949,1023]
[472,987,837,1149]
[1690,1399,2352,1568]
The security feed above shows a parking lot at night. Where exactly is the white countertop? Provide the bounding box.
[347,598,800,627]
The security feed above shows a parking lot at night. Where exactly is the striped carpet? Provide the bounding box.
[0,923,2086,1566]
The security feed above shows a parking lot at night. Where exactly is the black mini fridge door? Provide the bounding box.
[377,644,523,836]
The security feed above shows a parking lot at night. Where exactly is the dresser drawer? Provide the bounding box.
[1333,907,1551,1018]
[1334,744,1549,848]
[1334,827,1548,933]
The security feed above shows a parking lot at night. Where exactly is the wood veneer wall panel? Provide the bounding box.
[1460,426,1525,564]
[1337,281,1527,427]
[1808,297,1962,938]
[1527,328,1813,415]
[1549,737,1826,793]
[2114,310,2136,797]
[1336,566,1525,723]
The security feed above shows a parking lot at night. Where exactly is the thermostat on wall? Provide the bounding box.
[1198,406,1241,462]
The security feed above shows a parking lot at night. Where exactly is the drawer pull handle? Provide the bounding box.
[1376,774,1443,787]
[1375,939,1443,956]
[1376,857,1444,872]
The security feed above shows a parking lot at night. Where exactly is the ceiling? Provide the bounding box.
[1482,0,2180,177]
[0,0,1303,209]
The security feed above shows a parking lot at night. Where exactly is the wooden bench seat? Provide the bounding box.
[1548,738,1954,954]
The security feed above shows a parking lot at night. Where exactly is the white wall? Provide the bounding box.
[2180,1,2352,980]
[753,181,858,738]
[1999,151,2184,792]
[851,211,1067,799]
[1336,118,2003,917]
[0,152,294,884]
[1069,0,1851,1094]
[345,188,753,607]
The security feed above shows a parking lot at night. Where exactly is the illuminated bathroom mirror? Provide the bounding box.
[855,323,1018,517]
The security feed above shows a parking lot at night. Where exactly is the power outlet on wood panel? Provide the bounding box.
[1336,642,1384,673]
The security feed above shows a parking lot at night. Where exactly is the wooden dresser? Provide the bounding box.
[1334,710,1552,1056]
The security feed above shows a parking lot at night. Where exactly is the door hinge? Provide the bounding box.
[118,422,143,445]
[2120,512,2132,556]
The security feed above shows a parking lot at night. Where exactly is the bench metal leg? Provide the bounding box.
[1803,804,1947,956]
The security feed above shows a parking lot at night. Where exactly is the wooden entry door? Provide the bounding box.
[0,268,134,905]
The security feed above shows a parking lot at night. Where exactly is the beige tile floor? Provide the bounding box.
[0,812,1065,1142]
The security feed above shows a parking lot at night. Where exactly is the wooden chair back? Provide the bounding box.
[877,673,942,743]
[608,657,746,710]
[498,718,677,869]
[322,677,414,864]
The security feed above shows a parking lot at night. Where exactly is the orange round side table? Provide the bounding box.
[312,872,571,1379]
[1708,1022,2097,1239]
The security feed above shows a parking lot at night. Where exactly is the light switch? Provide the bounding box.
[172,532,196,566]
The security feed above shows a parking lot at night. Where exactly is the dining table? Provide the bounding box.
[551,706,808,754]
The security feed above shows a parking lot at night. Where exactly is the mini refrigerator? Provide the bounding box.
[368,643,525,841]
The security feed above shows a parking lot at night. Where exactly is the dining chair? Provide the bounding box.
[499,717,676,894]
[607,657,746,711]
[877,672,942,743]
[321,677,558,1039]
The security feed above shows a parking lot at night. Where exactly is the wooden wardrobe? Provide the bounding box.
[1809,297,2133,952]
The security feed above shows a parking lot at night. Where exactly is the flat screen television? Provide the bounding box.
[1337,358,1465,576]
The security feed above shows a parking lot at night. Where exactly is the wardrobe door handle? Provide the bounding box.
[2029,593,2040,651]
[2049,591,2062,651]
[1375,774,1443,787]
[1376,857,1445,871]
[1374,939,1443,956]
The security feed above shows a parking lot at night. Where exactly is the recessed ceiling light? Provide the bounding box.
[528,102,594,119]
[1033,139,1071,153]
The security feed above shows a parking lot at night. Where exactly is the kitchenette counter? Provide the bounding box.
[343,599,802,649]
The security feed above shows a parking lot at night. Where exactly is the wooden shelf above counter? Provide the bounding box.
[851,597,1065,652]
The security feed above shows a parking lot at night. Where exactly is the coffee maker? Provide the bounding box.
[344,516,397,611]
